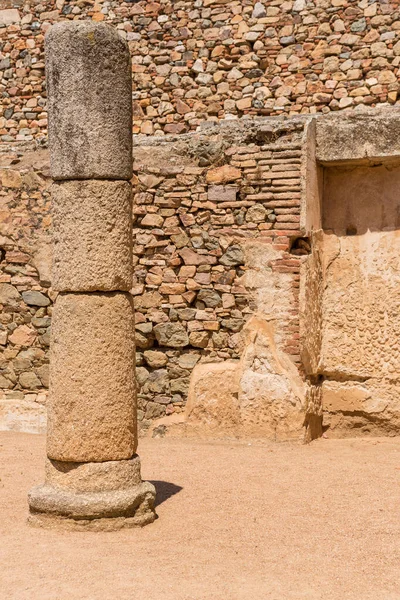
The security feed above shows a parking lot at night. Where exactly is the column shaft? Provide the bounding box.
[28,21,156,530]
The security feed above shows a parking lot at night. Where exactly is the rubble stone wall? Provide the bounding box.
[0,117,308,432]
[0,143,51,432]
[1,0,400,141]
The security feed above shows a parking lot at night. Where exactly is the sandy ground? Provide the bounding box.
[1,432,400,600]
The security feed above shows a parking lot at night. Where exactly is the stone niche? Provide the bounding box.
[301,108,400,438]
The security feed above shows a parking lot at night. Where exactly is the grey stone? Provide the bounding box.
[32,317,52,328]
[0,374,13,389]
[12,357,32,373]
[153,323,189,347]
[135,331,154,350]
[178,354,200,369]
[252,2,267,18]
[22,291,50,307]
[136,367,150,386]
[197,289,222,308]
[170,377,190,394]
[221,318,244,332]
[280,36,295,45]
[0,283,21,306]
[36,364,50,387]
[135,322,153,335]
[145,401,166,419]
[145,369,170,394]
[19,371,42,389]
[219,245,245,266]
[177,308,197,321]
[351,18,366,32]
[45,22,132,180]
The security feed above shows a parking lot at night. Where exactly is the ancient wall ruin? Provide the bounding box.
[301,108,400,437]
[1,0,400,142]
[2,0,400,440]
[0,116,308,436]
[3,108,400,439]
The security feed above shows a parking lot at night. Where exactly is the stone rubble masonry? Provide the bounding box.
[52,180,133,292]
[28,21,156,529]
[130,116,307,438]
[1,0,400,142]
[0,114,307,437]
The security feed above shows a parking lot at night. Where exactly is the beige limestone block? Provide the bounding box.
[28,456,157,528]
[0,9,20,25]
[185,361,241,431]
[47,292,137,462]
[52,180,132,292]
[43,456,142,492]
[45,22,132,180]
[322,379,400,437]
[238,317,305,440]
[28,480,156,530]
[320,230,400,380]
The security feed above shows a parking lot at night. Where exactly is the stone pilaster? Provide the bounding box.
[28,21,156,530]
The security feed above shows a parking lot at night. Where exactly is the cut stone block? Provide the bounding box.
[45,22,132,180]
[47,292,137,462]
[28,456,156,530]
[52,180,132,292]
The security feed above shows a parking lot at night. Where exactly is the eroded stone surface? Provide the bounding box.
[52,180,132,292]
[316,109,400,165]
[28,479,156,528]
[185,362,241,432]
[47,292,137,462]
[185,239,305,441]
[45,21,132,180]
[44,456,142,492]
[28,454,156,528]
[301,161,400,437]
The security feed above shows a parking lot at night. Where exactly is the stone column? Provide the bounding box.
[28,22,156,530]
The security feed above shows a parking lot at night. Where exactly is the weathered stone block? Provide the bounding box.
[45,22,132,180]
[52,180,132,292]
[153,322,189,347]
[208,185,238,202]
[47,292,137,462]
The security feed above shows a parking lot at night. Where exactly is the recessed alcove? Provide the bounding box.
[303,159,400,436]
[323,163,400,235]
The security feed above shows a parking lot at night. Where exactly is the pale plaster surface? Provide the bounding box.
[45,22,132,180]
[0,398,47,434]
[52,180,133,292]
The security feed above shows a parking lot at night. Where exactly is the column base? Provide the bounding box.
[28,455,156,531]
